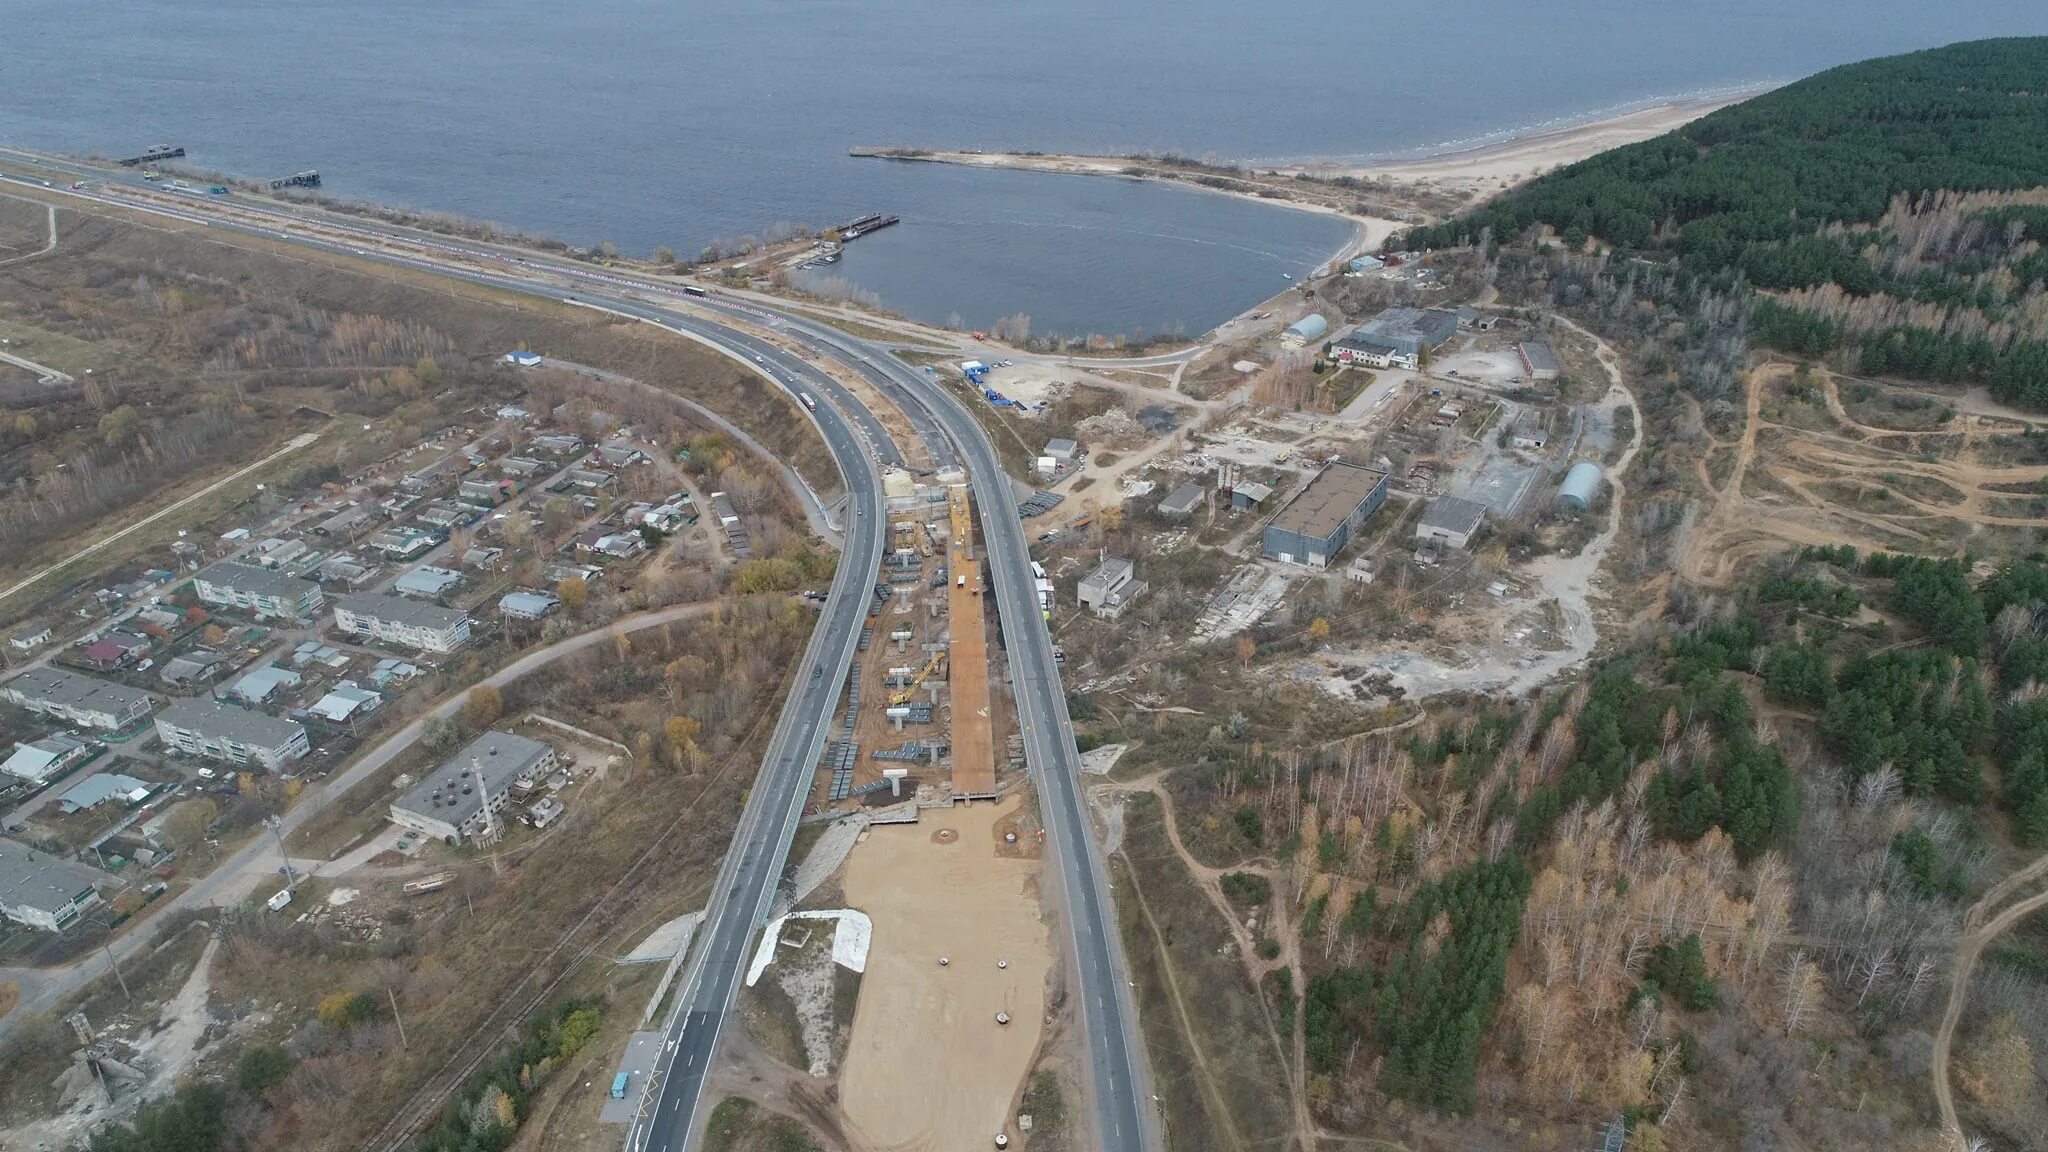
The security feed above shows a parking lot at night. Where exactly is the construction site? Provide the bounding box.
[809,478,1011,819]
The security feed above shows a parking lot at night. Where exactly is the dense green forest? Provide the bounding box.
[1401,38,2048,405]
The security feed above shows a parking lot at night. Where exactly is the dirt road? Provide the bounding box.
[1930,852,2048,1145]
[837,796,1051,1152]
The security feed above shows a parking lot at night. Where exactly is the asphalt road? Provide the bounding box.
[699,296,1157,1152]
[0,156,1150,1152]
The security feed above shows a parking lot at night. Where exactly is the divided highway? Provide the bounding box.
[0,156,1152,1152]
[771,318,1161,1152]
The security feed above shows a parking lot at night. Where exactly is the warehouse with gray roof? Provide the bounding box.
[389,731,558,845]
[1262,462,1391,568]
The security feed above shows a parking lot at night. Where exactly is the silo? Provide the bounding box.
[1556,461,1603,511]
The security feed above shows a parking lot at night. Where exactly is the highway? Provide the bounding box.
[0,163,897,1150]
[0,153,1150,1152]
[761,312,1161,1152]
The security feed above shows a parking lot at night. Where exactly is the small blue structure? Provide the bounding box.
[503,351,543,368]
[1557,461,1603,511]
[961,360,989,384]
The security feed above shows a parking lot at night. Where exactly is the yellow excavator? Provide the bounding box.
[890,649,945,706]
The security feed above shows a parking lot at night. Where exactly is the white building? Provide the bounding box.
[193,562,325,621]
[0,840,102,932]
[1415,496,1489,551]
[1,733,93,784]
[0,669,154,732]
[309,683,382,724]
[9,625,53,652]
[155,699,310,770]
[1077,556,1146,620]
[228,665,303,705]
[388,731,558,845]
[393,566,463,599]
[332,594,472,653]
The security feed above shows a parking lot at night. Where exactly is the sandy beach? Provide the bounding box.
[1307,91,1770,198]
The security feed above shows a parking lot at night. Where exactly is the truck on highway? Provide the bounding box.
[799,393,817,412]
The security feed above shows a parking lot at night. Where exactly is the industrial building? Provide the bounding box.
[1281,313,1330,349]
[332,594,472,653]
[0,840,102,931]
[1078,556,1146,620]
[1557,461,1604,511]
[1415,496,1489,551]
[1043,438,1080,462]
[1335,307,1460,371]
[0,669,154,732]
[1156,483,1204,518]
[388,730,558,845]
[1262,462,1391,568]
[155,699,310,770]
[1,733,93,784]
[1230,481,1274,511]
[1519,341,1561,381]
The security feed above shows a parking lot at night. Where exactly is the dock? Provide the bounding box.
[828,212,899,241]
[118,145,184,167]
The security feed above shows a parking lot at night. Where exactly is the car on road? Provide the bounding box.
[753,355,764,363]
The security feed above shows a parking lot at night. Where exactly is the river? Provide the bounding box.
[6,0,2045,336]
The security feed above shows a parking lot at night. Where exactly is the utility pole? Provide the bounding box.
[387,987,408,1048]
[100,943,129,1002]
[267,815,297,890]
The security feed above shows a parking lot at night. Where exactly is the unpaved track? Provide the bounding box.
[1931,853,2048,1145]
[1682,361,2048,586]
[0,201,56,266]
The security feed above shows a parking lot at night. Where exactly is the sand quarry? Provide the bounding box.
[837,795,1050,1152]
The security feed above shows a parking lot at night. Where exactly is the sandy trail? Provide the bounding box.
[1681,362,2048,586]
[837,796,1050,1152]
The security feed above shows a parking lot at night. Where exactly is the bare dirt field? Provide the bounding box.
[837,794,1051,1152]
[1682,362,2048,586]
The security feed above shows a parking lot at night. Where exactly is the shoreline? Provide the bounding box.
[853,84,1773,212]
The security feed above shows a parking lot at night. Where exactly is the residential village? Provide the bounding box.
[0,384,758,950]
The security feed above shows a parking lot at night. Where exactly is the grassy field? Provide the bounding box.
[702,1098,824,1152]
[1113,792,1293,1152]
